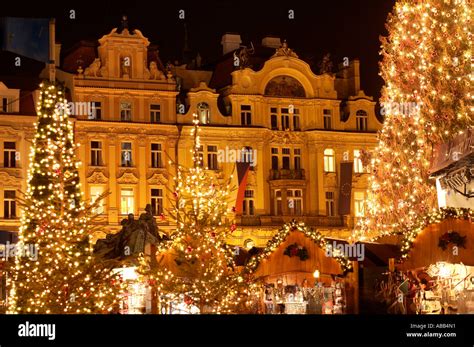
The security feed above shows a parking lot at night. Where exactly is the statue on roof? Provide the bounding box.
[272,40,298,58]
[319,53,333,75]
[235,42,255,69]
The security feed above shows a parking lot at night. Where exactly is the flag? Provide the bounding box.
[338,162,353,215]
[1,17,50,63]
[234,162,251,214]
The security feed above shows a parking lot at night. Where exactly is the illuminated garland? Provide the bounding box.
[399,207,473,261]
[246,220,353,275]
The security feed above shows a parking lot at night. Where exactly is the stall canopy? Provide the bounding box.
[399,213,474,271]
[245,220,352,285]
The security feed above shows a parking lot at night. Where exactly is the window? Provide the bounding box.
[241,105,252,126]
[1,98,11,112]
[354,191,365,217]
[288,189,303,215]
[282,148,290,170]
[90,186,104,214]
[121,142,132,167]
[241,146,255,170]
[91,141,102,166]
[294,148,301,170]
[120,102,132,121]
[4,190,16,219]
[270,107,278,130]
[281,108,290,130]
[198,102,210,124]
[326,191,335,217]
[120,189,134,215]
[323,109,332,130]
[356,110,368,131]
[292,108,300,130]
[207,145,218,170]
[150,104,161,123]
[90,101,102,120]
[324,148,335,173]
[354,149,364,173]
[151,143,163,168]
[271,148,279,170]
[151,188,163,216]
[274,189,282,215]
[3,142,16,168]
[243,190,255,216]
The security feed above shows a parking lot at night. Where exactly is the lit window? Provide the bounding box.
[151,143,163,168]
[120,102,132,121]
[354,149,364,173]
[121,142,132,167]
[324,148,335,173]
[120,189,134,215]
[151,188,163,216]
[288,189,303,215]
[90,186,105,214]
[91,141,102,166]
[354,191,365,217]
[356,110,368,131]
[325,191,335,217]
[241,105,252,125]
[150,104,161,123]
[274,189,282,215]
[197,103,210,124]
[3,142,16,168]
[4,190,16,219]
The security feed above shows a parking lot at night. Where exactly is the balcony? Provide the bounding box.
[269,169,305,180]
[235,215,344,227]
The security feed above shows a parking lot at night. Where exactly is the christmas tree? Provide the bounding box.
[8,80,123,314]
[354,0,472,241]
[139,115,251,313]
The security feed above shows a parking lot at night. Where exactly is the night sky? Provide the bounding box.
[2,0,395,100]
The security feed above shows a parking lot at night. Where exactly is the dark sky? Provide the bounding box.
[2,0,395,100]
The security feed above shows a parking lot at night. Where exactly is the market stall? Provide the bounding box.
[396,209,474,314]
[246,220,357,314]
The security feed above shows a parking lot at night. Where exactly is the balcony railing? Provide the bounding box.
[235,215,344,227]
[269,169,305,180]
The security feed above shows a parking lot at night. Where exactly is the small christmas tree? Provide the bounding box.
[139,115,251,313]
[8,80,123,314]
[354,0,472,241]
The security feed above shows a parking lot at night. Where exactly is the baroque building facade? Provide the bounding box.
[0,25,382,247]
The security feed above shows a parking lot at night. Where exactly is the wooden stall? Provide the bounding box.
[246,220,358,313]
[399,218,474,270]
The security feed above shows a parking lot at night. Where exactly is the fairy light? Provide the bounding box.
[353,0,472,241]
[7,80,124,314]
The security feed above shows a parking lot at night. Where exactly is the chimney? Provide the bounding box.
[221,33,241,55]
[262,36,281,49]
[55,43,61,67]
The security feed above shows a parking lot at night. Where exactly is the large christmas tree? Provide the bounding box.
[139,115,251,313]
[354,0,472,241]
[8,81,123,314]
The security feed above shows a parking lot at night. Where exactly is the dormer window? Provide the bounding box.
[197,102,210,124]
[356,110,368,131]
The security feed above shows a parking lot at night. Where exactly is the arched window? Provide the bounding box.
[324,148,335,173]
[197,102,210,124]
[356,110,368,131]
